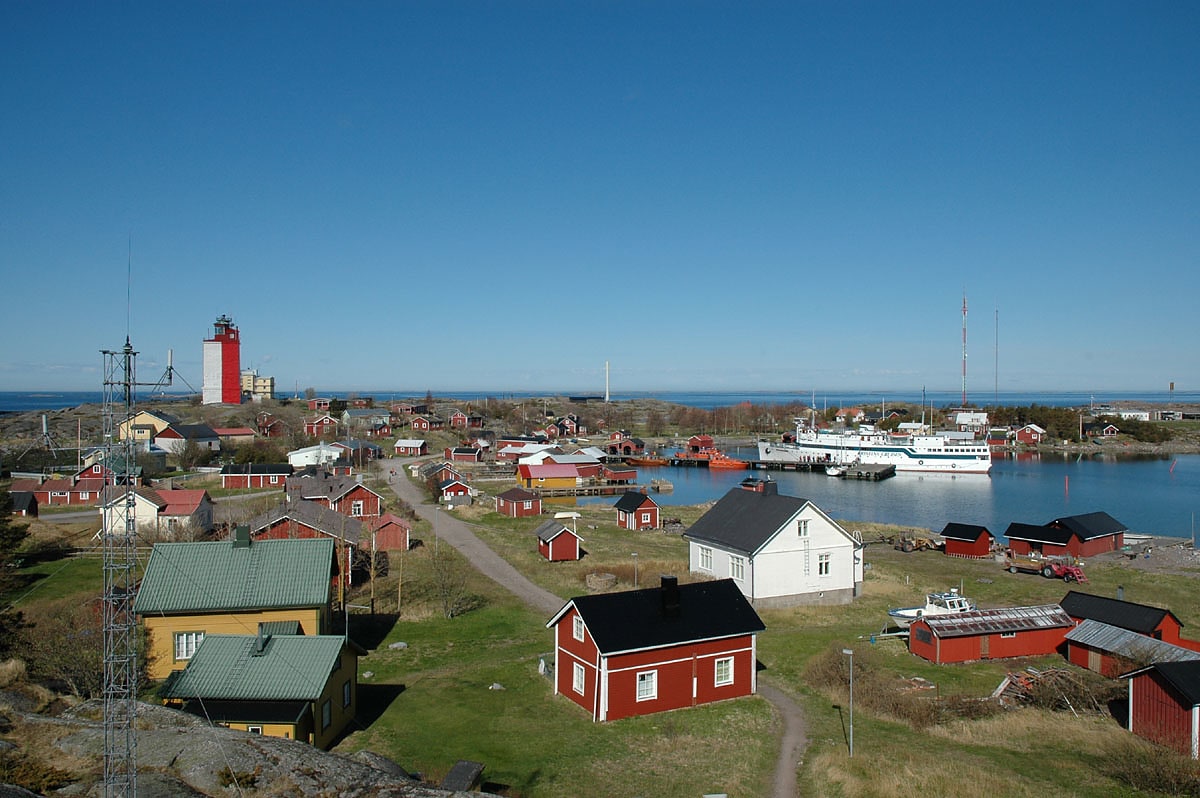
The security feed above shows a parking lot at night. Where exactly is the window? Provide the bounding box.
[174,631,204,661]
[572,662,586,694]
[247,726,263,735]
[343,679,352,707]
[636,670,657,702]
[1000,632,1016,639]
[350,500,364,517]
[698,546,713,571]
[797,519,809,537]
[523,501,532,510]
[818,553,831,576]
[572,616,585,642]
[321,700,332,730]
[730,556,745,582]
[714,657,734,686]
[640,512,651,525]
[270,475,280,485]
[79,491,90,501]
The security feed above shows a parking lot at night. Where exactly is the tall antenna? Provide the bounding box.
[604,360,610,403]
[100,339,139,797]
[993,308,999,406]
[961,292,968,406]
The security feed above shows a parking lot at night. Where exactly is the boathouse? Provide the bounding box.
[1058,590,1198,648]
[545,577,765,722]
[939,522,995,559]
[1003,511,1126,560]
[907,604,1074,664]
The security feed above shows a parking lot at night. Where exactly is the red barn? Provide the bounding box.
[908,604,1074,664]
[1004,511,1126,559]
[546,577,765,722]
[535,520,582,562]
[614,491,659,531]
[496,488,542,518]
[1123,661,1200,758]
[445,446,483,463]
[940,522,995,559]
[366,513,412,552]
[220,463,292,489]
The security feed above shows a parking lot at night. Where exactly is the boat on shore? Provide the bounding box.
[758,420,993,474]
[887,588,976,629]
[627,453,669,467]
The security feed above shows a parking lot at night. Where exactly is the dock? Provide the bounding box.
[835,464,895,481]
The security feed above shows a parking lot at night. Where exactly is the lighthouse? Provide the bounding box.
[202,315,242,404]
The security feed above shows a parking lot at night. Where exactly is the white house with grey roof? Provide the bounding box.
[684,478,863,608]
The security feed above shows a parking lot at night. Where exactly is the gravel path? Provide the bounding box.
[375,458,808,796]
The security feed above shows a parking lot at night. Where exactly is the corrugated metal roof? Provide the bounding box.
[1065,619,1200,664]
[160,634,346,701]
[133,537,333,614]
[922,604,1073,638]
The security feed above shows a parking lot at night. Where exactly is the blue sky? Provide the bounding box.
[2,2,1196,396]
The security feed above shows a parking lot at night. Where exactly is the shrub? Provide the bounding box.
[1099,735,1200,794]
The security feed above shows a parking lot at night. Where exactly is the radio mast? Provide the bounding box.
[961,293,968,406]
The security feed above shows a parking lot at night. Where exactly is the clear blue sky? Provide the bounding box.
[3,2,1196,396]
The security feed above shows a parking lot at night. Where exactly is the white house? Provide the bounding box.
[683,479,863,608]
[97,487,214,540]
[287,442,345,469]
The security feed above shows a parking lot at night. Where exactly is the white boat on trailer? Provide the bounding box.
[758,420,993,474]
[887,588,976,629]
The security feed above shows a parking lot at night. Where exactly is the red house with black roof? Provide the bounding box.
[939,522,995,559]
[535,520,582,562]
[614,491,659,530]
[1004,511,1126,559]
[1059,590,1194,647]
[1123,661,1200,758]
[547,576,765,722]
[496,487,542,518]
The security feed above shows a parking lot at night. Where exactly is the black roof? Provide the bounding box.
[550,578,764,655]
[10,492,37,513]
[1059,590,1179,635]
[1127,661,1200,706]
[1050,511,1126,540]
[613,491,655,512]
[940,522,991,543]
[1003,522,1073,546]
[683,485,808,554]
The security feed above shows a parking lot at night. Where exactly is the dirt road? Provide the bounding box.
[375,459,808,797]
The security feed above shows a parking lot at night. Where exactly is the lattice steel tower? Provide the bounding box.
[100,338,139,797]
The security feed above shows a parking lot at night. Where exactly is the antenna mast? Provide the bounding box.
[605,360,610,403]
[961,293,968,406]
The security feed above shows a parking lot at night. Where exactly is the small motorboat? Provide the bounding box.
[887,588,975,629]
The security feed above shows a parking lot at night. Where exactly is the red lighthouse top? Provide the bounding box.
[211,314,239,342]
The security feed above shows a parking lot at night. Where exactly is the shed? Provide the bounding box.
[1059,590,1188,645]
[1123,661,1200,758]
[940,522,994,559]
[613,491,659,530]
[908,604,1074,664]
[1065,619,1200,678]
[534,519,582,562]
[496,487,542,519]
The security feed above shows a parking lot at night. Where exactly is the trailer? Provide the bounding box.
[1003,552,1088,583]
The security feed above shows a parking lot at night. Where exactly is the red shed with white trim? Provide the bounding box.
[1123,661,1200,758]
[535,520,582,562]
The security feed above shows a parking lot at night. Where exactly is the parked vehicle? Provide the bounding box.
[1003,551,1087,582]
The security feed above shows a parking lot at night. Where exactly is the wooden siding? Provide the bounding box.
[1130,670,1197,758]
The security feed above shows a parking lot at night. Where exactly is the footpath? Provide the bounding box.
[374,459,808,798]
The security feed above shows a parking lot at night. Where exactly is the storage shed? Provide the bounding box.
[1004,511,1126,559]
[534,520,582,562]
[496,487,542,518]
[1123,661,1200,758]
[1065,620,1200,678]
[908,604,1074,664]
[940,522,995,559]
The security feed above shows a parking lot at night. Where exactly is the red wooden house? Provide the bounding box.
[10,477,106,507]
[411,415,445,431]
[546,577,765,722]
[908,604,1074,664]
[247,501,360,589]
[601,465,636,484]
[1004,512,1126,559]
[684,434,714,455]
[496,488,542,518]
[304,414,339,438]
[614,491,659,531]
[365,513,413,552]
[939,522,995,559]
[1060,590,1189,645]
[286,473,383,519]
[438,477,473,503]
[449,410,469,429]
[1015,424,1046,445]
[256,412,288,438]
[1122,661,1200,758]
[535,520,582,562]
[220,463,293,489]
[393,439,428,457]
[307,398,332,411]
[445,446,483,463]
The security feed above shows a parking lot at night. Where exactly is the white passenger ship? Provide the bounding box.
[757,421,993,474]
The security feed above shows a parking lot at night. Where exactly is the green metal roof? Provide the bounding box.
[160,634,348,701]
[134,537,333,614]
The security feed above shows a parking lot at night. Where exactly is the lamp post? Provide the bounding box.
[631,552,638,588]
[842,648,854,757]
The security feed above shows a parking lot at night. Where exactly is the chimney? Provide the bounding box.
[253,623,270,656]
[1117,585,1124,601]
[233,525,251,548]
[660,575,680,618]
[761,478,778,495]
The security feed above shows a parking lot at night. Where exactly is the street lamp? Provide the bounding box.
[631,552,638,588]
[842,648,854,757]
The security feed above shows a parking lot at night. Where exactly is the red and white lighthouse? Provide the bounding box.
[202,315,242,405]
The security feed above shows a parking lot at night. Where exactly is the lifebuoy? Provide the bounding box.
[918,460,924,465]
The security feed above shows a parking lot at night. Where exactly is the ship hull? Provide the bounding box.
[757,434,993,474]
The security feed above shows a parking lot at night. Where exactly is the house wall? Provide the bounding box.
[374,525,410,551]
[1065,642,1132,678]
[547,534,579,562]
[909,625,1069,664]
[945,537,992,558]
[311,646,358,750]
[1130,671,1197,758]
[221,473,288,489]
[497,497,540,518]
[330,485,381,518]
[142,607,326,680]
[749,508,858,607]
[601,635,757,722]
[553,607,601,719]
[1075,534,1123,557]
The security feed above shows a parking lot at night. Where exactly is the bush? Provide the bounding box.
[1100,735,1200,794]
[0,750,76,792]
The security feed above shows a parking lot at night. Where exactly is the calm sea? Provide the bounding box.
[567,449,1200,543]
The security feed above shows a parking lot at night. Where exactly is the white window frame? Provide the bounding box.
[636,670,657,702]
[818,553,831,576]
[714,656,734,687]
[698,546,713,572]
[270,475,280,485]
[247,725,263,734]
[798,518,809,537]
[572,662,586,694]
[174,631,204,661]
[640,512,651,525]
[523,500,532,510]
[730,555,745,582]
[350,500,365,517]
[572,615,585,642]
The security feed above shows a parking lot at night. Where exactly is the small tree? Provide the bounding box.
[429,539,471,619]
[0,491,31,657]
